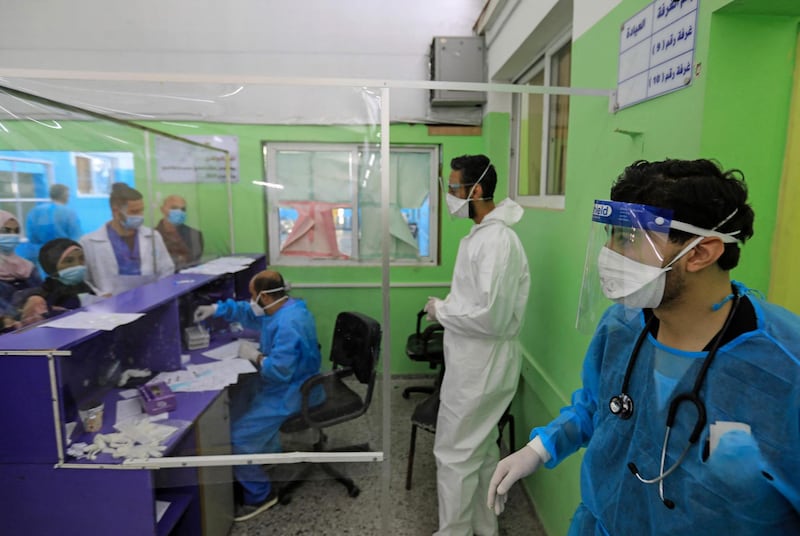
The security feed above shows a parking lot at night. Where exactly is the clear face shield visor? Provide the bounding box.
[575,200,741,333]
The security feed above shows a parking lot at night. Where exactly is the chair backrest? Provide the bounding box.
[330,311,381,384]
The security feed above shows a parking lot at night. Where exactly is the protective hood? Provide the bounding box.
[477,198,524,228]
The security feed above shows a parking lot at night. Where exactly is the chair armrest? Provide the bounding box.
[298,367,355,427]
[415,309,425,334]
[421,323,444,354]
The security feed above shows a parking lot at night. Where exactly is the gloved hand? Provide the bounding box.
[238,340,262,365]
[488,437,547,515]
[193,304,217,323]
[424,296,440,322]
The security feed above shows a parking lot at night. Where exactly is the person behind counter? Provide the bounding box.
[36,238,98,310]
[193,269,324,522]
[155,194,204,271]
[19,183,83,275]
[0,209,43,305]
[80,183,174,296]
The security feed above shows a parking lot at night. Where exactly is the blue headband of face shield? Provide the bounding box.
[592,200,742,244]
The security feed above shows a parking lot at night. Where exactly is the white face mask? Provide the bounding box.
[446,192,472,218]
[250,287,289,316]
[250,298,265,317]
[597,235,703,309]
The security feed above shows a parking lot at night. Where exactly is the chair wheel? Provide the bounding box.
[348,486,360,498]
[402,391,410,399]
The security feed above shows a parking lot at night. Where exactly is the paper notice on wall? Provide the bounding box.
[156,135,239,183]
[616,0,698,110]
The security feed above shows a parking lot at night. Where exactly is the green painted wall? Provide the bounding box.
[2,115,489,374]
[505,1,800,534]
[141,121,486,374]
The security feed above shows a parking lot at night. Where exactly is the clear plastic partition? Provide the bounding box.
[0,78,393,535]
[0,82,232,319]
[0,76,598,535]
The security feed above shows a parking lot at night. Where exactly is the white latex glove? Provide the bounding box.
[193,304,217,323]
[238,340,262,365]
[488,436,549,515]
[424,296,439,322]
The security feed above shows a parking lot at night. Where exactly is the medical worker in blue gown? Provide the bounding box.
[488,159,800,534]
[426,154,530,536]
[194,269,324,522]
[19,184,82,276]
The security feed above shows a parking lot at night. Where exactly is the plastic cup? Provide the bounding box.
[78,400,104,433]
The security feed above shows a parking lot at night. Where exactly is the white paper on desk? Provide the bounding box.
[65,421,77,445]
[118,388,139,400]
[155,500,170,523]
[189,358,257,377]
[149,370,200,388]
[180,256,254,275]
[202,340,248,360]
[41,311,145,331]
[168,358,257,391]
[115,397,144,425]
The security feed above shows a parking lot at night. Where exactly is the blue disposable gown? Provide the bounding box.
[215,297,324,504]
[532,282,800,534]
[18,202,82,274]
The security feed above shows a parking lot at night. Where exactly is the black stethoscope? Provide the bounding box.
[608,288,741,509]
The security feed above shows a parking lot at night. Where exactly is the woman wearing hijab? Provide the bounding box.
[37,238,96,310]
[0,209,43,304]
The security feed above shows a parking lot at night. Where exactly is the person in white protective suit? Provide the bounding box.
[424,154,530,536]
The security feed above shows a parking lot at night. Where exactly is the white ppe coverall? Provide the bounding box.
[432,198,530,536]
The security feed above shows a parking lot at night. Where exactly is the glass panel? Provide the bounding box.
[547,41,572,196]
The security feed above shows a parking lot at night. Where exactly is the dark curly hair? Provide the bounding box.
[450,154,497,199]
[610,159,754,270]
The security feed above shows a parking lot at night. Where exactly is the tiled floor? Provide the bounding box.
[229,376,547,535]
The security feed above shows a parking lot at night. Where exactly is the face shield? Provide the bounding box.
[576,200,741,332]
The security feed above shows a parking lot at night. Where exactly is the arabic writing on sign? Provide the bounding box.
[617,0,699,110]
[656,0,694,22]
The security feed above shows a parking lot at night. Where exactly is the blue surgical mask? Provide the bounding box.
[167,209,187,226]
[0,234,21,254]
[122,214,144,230]
[57,265,87,286]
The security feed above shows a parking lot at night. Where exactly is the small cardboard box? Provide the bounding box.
[137,382,176,415]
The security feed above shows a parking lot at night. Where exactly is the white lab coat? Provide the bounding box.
[432,198,530,536]
[80,224,175,296]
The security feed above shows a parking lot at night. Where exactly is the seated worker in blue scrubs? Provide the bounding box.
[193,270,324,522]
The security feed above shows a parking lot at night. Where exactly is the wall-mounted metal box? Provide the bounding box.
[429,36,487,107]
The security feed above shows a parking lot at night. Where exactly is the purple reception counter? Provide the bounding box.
[0,255,264,536]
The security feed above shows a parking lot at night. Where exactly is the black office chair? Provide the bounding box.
[278,311,382,503]
[405,388,515,490]
[402,309,445,399]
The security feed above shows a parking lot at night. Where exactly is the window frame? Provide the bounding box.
[263,141,440,267]
[72,152,122,198]
[510,29,572,210]
[0,156,54,234]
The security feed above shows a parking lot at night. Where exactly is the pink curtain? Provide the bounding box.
[279,200,350,258]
